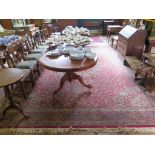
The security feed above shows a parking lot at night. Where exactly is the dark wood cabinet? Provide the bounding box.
[117,25,146,59]
[56,19,77,31]
[102,20,115,35]
[0,19,14,30]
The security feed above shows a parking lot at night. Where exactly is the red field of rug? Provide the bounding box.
[1,37,155,128]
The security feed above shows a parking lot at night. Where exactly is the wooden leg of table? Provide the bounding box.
[53,73,69,95]
[13,102,29,118]
[73,73,92,89]
[0,105,10,120]
[53,72,93,96]
[0,86,29,120]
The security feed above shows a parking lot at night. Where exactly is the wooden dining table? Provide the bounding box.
[0,68,29,119]
[39,52,98,95]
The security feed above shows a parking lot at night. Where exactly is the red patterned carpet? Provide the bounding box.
[1,36,155,128]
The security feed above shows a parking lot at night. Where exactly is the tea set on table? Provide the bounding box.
[46,33,92,47]
[62,26,90,35]
[46,25,96,61]
[46,44,96,61]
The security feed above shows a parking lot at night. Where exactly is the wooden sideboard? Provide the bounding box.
[0,19,14,30]
[117,25,146,59]
[102,20,115,35]
[56,19,77,32]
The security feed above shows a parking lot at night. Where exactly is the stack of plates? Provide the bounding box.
[74,49,85,54]
[63,46,76,54]
[85,52,96,59]
[47,49,61,57]
[70,53,84,60]
[84,48,91,53]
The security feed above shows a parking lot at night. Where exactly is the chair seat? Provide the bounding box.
[135,65,154,79]
[30,48,47,54]
[20,69,31,81]
[41,42,48,46]
[16,60,37,70]
[25,53,42,61]
[37,45,49,49]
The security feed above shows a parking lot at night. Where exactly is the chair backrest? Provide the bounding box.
[26,34,36,49]
[3,48,16,68]
[21,34,39,54]
[0,24,5,32]
[31,32,38,48]
[40,29,46,42]
[21,35,33,53]
[42,28,49,39]
[47,24,57,35]
[4,41,24,68]
[35,30,43,45]
[0,57,5,69]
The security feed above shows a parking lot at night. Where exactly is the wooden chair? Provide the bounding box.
[34,30,49,50]
[40,28,50,43]
[40,29,46,43]
[4,43,38,84]
[43,28,50,40]
[20,39,42,61]
[1,52,33,99]
[0,56,5,69]
[0,56,8,97]
[25,33,48,54]
[47,24,58,37]
[110,36,118,49]
[135,63,155,93]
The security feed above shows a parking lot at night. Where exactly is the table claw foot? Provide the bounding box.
[23,114,29,118]
[53,90,59,95]
[75,74,92,89]
[53,72,93,95]
[85,84,93,89]
[14,103,29,118]
[0,105,10,120]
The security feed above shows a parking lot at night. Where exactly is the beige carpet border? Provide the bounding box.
[1,127,155,135]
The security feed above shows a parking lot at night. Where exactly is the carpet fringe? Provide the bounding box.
[1,127,155,135]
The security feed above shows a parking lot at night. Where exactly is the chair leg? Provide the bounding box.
[11,84,14,90]
[37,62,40,76]
[30,71,35,87]
[116,40,118,49]
[111,38,114,46]
[4,87,7,97]
[19,81,27,99]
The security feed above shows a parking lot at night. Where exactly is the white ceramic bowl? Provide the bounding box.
[70,53,84,60]
[47,49,61,57]
[85,52,96,59]
[84,48,91,53]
